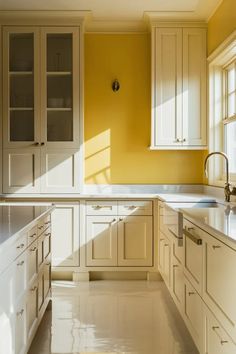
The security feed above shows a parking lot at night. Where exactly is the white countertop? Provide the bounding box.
[180,205,236,246]
[0,204,53,247]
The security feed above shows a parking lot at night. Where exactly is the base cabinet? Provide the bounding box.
[85,200,153,268]
[51,204,79,268]
[203,305,236,354]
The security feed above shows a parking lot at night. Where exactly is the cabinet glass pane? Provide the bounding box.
[47,34,72,72]
[46,33,73,142]
[9,33,35,142]
[47,111,73,141]
[10,33,33,71]
[10,110,34,141]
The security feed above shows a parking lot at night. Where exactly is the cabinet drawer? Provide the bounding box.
[27,240,38,284]
[118,201,152,216]
[86,201,117,215]
[0,233,27,275]
[28,226,38,246]
[203,304,236,354]
[14,252,27,304]
[171,255,184,312]
[27,281,38,339]
[203,236,236,341]
[184,276,203,352]
[183,219,203,295]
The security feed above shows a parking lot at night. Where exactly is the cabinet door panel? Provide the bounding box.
[184,277,203,352]
[15,299,26,354]
[152,27,182,147]
[86,216,117,266]
[182,28,207,146]
[41,149,80,193]
[26,282,38,339]
[40,27,80,149]
[51,204,79,267]
[3,27,40,148]
[3,149,41,193]
[171,259,184,311]
[118,216,153,266]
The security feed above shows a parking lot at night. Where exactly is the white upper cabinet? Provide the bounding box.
[151,24,207,150]
[3,26,80,149]
[2,25,82,193]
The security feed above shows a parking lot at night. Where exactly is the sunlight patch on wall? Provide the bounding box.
[85,129,111,184]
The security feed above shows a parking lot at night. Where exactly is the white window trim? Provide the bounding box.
[208,30,236,187]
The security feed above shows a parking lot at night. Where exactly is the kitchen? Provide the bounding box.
[0,0,236,353]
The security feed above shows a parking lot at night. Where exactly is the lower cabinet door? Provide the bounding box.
[171,256,184,312]
[184,276,203,352]
[86,216,118,266]
[3,148,41,194]
[158,232,171,287]
[51,204,79,267]
[118,216,153,266]
[44,262,51,300]
[15,298,26,354]
[27,281,38,339]
[203,304,236,354]
[38,269,44,313]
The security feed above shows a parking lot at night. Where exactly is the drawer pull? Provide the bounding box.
[16,243,25,249]
[92,205,102,210]
[17,260,24,266]
[183,228,202,245]
[125,205,136,210]
[212,245,221,250]
[112,219,116,223]
[119,218,123,221]
[30,247,37,252]
[188,292,195,296]
[44,221,51,225]
[173,264,178,268]
[221,340,228,345]
[212,326,220,330]
[30,286,38,292]
[164,244,169,247]
[17,309,24,317]
[29,233,36,238]
[38,225,44,230]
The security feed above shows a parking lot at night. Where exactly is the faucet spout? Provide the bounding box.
[204,152,231,202]
[204,152,229,185]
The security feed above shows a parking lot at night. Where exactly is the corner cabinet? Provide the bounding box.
[150,24,207,150]
[2,25,82,193]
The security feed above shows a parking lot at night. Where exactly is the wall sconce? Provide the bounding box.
[112,79,120,92]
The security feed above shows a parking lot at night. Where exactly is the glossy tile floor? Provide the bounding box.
[29,280,198,354]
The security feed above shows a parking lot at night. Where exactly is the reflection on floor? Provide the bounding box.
[28,280,198,354]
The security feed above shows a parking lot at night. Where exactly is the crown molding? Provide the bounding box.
[0,10,91,26]
[207,30,236,64]
[84,17,148,33]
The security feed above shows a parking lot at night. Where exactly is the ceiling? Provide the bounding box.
[0,0,223,30]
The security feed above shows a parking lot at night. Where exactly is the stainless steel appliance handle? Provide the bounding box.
[183,228,202,245]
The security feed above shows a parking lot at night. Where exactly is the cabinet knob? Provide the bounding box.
[34,142,39,146]
[174,138,180,143]
[30,286,38,292]
[29,233,36,238]
[16,243,24,249]
[112,218,116,222]
[119,218,123,221]
[17,309,24,317]
[17,260,24,266]
[41,142,45,146]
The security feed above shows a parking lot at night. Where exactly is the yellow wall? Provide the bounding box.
[208,0,236,54]
[84,33,204,184]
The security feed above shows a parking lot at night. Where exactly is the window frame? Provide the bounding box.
[208,31,236,186]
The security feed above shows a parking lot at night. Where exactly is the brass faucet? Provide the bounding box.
[204,152,236,202]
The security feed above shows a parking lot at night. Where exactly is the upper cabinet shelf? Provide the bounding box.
[150,24,207,150]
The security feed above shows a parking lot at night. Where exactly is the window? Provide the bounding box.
[223,60,236,175]
[208,32,236,185]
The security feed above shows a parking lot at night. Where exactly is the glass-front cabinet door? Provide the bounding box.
[41,27,80,148]
[3,27,40,148]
